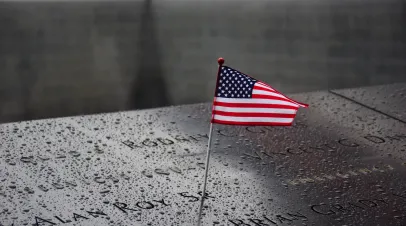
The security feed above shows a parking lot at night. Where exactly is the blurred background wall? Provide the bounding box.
[0,0,405,123]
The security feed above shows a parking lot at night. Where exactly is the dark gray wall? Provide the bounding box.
[1,0,406,123]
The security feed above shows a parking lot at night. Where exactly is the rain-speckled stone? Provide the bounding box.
[0,84,406,225]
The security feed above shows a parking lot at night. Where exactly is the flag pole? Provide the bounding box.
[197,57,224,226]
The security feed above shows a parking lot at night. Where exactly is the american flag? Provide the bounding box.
[211,66,308,126]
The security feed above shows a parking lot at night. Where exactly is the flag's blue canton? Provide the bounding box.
[216,66,257,98]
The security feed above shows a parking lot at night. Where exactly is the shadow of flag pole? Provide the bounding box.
[197,58,225,226]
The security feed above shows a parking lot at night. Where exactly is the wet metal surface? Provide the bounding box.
[332,83,406,123]
[0,84,406,225]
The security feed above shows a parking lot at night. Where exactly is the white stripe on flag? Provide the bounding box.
[256,83,275,91]
[213,115,294,123]
[215,97,299,107]
[256,82,307,108]
[213,106,297,114]
[252,89,286,99]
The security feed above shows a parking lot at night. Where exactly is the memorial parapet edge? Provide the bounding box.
[332,83,406,123]
[0,87,406,226]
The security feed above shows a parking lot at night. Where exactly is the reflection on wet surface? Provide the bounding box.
[0,83,405,225]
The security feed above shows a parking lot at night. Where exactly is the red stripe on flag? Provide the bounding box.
[256,83,309,108]
[253,85,277,93]
[257,81,273,88]
[212,110,296,118]
[213,101,299,110]
[211,119,293,126]
[251,94,300,104]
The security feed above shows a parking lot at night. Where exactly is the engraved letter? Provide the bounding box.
[286,212,308,220]
[249,218,271,225]
[363,135,385,144]
[73,213,89,221]
[287,179,301,185]
[54,216,66,223]
[348,202,365,210]
[229,219,251,226]
[142,139,158,147]
[299,178,315,184]
[358,200,377,208]
[173,135,190,143]
[246,127,265,134]
[338,138,359,147]
[358,168,372,174]
[153,199,170,207]
[263,216,278,225]
[136,201,154,209]
[336,172,350,179]
[157,138,174,145]
[323,175,336,180]
[374,199,388,205]
[332,204,351,213]
[113,202,138,213]
[122,140,141,149]
[35,217,56,226]
[311,204,335,215]
[87,210,107,218]
[197,191,215,199]
[217,129,236,137]
[178,192,199,202]
[286,148,303,155]
[276,215,293,223]
[189,134,208,141]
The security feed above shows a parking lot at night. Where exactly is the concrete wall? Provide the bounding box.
[0,0,406,123]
